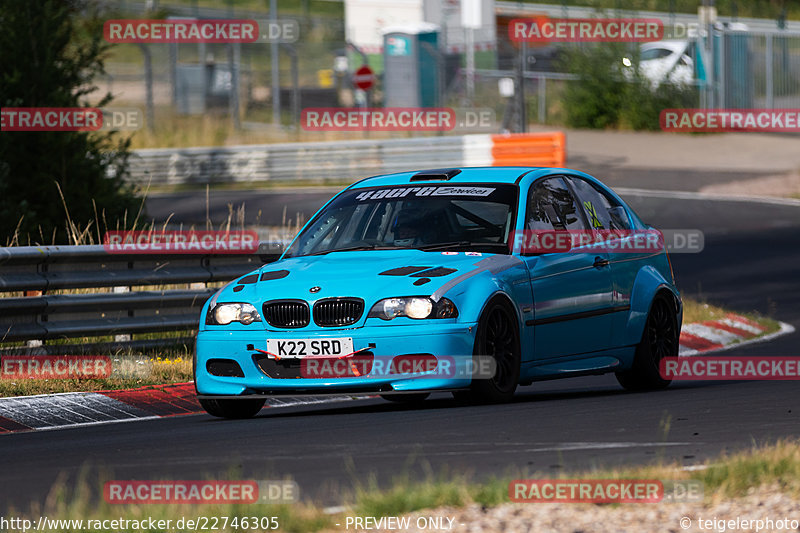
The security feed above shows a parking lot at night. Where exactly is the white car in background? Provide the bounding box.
[627,22,747,88]
[641,41,695,86]
[624,40,694,87]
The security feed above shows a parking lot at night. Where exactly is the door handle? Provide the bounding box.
[593,256,610,268]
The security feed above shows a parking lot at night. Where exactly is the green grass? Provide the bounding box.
[353,476,471,518]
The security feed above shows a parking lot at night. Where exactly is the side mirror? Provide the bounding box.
[608,206,630,230]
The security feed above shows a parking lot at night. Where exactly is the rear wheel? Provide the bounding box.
[454,299,521,404]
[380,393,430,404]
[616,294,678,391]
[199,398,266,419]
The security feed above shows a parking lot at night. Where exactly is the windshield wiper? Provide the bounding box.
[307,244,406,256]
[415,241,471,251]
[307,244,376,256]
[415,241,510,252]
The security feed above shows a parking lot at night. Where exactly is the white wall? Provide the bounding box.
[345,0,496,53]
[423,0,496,52]
[345,0,425,53]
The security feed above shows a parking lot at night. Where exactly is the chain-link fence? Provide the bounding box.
[100,1,347,131]
[98,2,800,136]
[715,29,800,109]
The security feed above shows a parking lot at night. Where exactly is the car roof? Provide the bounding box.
[641,40,689,53]
[347,166,585,189]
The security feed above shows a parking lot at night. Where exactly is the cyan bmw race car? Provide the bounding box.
[195,167,681,418]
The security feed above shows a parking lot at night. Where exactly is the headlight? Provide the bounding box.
[405,297,433,319]
[368,297,458,321]
[206,303,262,325]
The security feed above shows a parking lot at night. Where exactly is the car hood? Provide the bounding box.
[220,250,496,307]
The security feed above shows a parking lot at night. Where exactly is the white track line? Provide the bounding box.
[616,187,800,207]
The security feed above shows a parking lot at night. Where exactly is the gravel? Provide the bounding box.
[349,485,800,533]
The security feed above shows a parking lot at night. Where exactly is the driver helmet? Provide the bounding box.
[392,208,426,247]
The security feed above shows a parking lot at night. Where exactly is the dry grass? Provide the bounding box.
[8,440,800,532]
[124,112,448,150]
[682,299,781,334]
[0,356,193,398]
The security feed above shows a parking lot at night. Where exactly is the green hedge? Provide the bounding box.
[560,43,698,131]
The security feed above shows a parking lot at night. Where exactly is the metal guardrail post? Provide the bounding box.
[538,76,546,125]
[766,33,774,109]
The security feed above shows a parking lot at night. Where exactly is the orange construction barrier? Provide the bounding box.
[490,131,566,167]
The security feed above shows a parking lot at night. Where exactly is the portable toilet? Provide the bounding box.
[382,23,440,108]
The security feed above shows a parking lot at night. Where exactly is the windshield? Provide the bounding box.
[641,47,675,61]
[284,183,518,257]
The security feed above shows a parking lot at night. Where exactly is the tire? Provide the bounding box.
[380,393,430,404]
[199,398,266,419]
[616,294,678,391]
[453,298,521,404]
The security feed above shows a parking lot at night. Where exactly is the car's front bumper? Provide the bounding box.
[195,322,478,396]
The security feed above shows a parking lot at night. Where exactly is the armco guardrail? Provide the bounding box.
[128,133,566,185]
[0,243,282,351]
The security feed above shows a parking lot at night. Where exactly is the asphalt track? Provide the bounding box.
[143,168,773,227]
[2,184,799,510]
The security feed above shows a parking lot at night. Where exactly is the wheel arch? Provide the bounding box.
[479,291,521,328]
[625,265,682,347]
[442,264,528,333]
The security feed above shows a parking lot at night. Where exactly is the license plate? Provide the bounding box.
[266,337,354,359]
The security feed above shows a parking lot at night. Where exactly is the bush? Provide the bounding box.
[560,43,697,131]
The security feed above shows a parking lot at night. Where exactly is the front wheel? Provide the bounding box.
[199,398,266,419]
[616,294,678,391]
[454,299,521,404]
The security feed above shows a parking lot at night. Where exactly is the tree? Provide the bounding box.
[0,0,141,244]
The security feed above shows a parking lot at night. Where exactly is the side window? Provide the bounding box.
[526,177,587,231]
[566,177,631,230]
